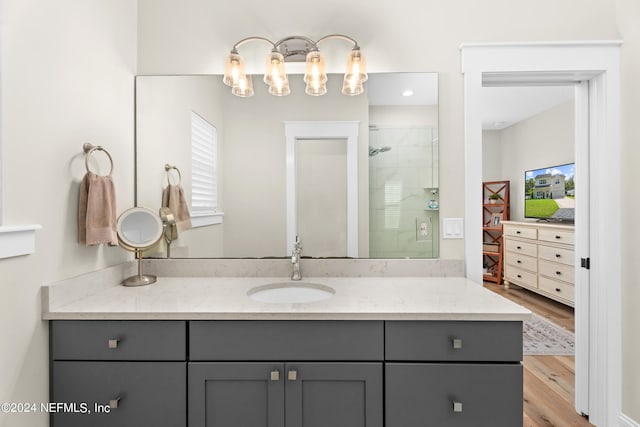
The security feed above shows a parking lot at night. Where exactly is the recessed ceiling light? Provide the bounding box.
[402,89,414,97]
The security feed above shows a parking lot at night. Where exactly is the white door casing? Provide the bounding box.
[461,41,622,426]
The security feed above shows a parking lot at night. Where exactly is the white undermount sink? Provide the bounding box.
[247,282,335,304]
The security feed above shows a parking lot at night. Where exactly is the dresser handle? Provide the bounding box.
[555,254,561,258]
[109,398,120,409]
[270,370,280,381]
[453,401,463,413]
[288,370,298,381]
[556,271,562,275]
[517,274,522,278]
[517,260,522,264]
[516,231,521,234]
[555,235,561,239]
[555,288,561,292]
[108,339,120,349]
[452,338,463,349]
[517,246,522,250]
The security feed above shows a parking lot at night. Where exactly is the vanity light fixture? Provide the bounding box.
[223,34,368,97]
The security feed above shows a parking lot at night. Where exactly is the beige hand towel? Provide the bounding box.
[162,184,192,233]
[78,172,118,246]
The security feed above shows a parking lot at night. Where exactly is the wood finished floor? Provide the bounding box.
[483,282,593,427]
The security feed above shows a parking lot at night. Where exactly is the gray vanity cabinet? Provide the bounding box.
[50,319,523,427]
[188,362,382,427]
[188,320,384,427]
[50,320,187,427]
[384,321,523,427]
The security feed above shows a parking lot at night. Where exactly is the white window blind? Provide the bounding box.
[191,112,222,226]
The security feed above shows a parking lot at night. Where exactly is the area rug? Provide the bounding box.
[523,314,575,356]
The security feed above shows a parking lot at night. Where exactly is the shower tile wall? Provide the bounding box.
[369,127,439,258]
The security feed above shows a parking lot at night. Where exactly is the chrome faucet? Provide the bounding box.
[291,236,302,281]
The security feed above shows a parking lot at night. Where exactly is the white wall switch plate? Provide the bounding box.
[442,218,464,239]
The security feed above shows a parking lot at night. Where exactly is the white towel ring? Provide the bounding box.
[83,143,114,176]
[164,164,182,186]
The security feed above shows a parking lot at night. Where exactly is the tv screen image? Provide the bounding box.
[524,162,575,222]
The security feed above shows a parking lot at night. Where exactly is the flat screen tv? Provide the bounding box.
[524,162,575,222]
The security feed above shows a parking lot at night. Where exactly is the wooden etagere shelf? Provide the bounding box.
[482,180,510,284]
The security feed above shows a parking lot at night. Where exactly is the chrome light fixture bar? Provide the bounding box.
[223,34,367,97]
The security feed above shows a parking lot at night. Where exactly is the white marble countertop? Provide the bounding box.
[42,276,531,321]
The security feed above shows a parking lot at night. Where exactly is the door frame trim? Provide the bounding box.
[284,121,359,257]
[461,41,622,426]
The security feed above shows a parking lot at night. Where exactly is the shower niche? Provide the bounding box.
[368,126,439,258]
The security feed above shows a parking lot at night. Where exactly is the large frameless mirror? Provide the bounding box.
[135,72,438,259]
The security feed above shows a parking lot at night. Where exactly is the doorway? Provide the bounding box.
[462,42,622,426]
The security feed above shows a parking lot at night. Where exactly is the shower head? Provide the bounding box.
[368,146,392,156]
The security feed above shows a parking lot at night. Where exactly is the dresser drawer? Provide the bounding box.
[504,225,537,240]
[505,239,537,257]
[385,321,522,362]
[51,321,186,361]
[190,321,384,361]
[386,363,522,427]
[52,361,186,427]
[539,260,575,284]
[539,276,575,303]
[505,252,537,272]
[539,244,575,266]
[504,265,537,288]
[538,228,574,245]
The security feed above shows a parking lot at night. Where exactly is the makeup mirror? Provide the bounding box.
[116,207,163,286]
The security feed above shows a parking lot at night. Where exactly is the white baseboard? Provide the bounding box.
[620,413,640,427]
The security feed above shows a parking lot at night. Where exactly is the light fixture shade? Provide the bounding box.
[223,52,245,87]
[304,51,328,84]
[264,51,287,86]
[341,77,364,96]
[231,74,254,97]
[268,76,291,96]
[344,48,367,84]
[305,80,327,96]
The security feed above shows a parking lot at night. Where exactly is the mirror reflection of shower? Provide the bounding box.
[368,146,392,157]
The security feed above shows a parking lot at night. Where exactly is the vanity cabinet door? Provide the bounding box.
[285,363,383,427]
[51,361,186,427]
[188,363,285,427]
[386,363,522,427]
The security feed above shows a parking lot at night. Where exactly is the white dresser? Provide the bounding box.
[502,221,575,307]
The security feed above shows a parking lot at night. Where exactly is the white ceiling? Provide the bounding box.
[366,73,438,106]
[480,85,575,130]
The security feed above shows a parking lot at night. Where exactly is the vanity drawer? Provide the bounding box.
[51,321,186,361]
[538,228,574,245]
[504,225,537,240]
[539,276,575,303]
[51,361,186,427]
[384,321,522,362]
[505,252,537,272]
[504,265,538,288]
[386,363,522,427]
[190,321,384,361]
[539,244,575,266]
[505,239,537,257]
[539,260,575,284]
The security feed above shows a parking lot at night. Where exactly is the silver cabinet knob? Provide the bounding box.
[270,370,280,381]
[288,370,298,381]
[109,398,120,409]
[453,401,463,413]
[108,339,120,349]
[452,338,463,349]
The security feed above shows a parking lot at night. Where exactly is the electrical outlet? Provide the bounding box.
[416,218,431,241]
